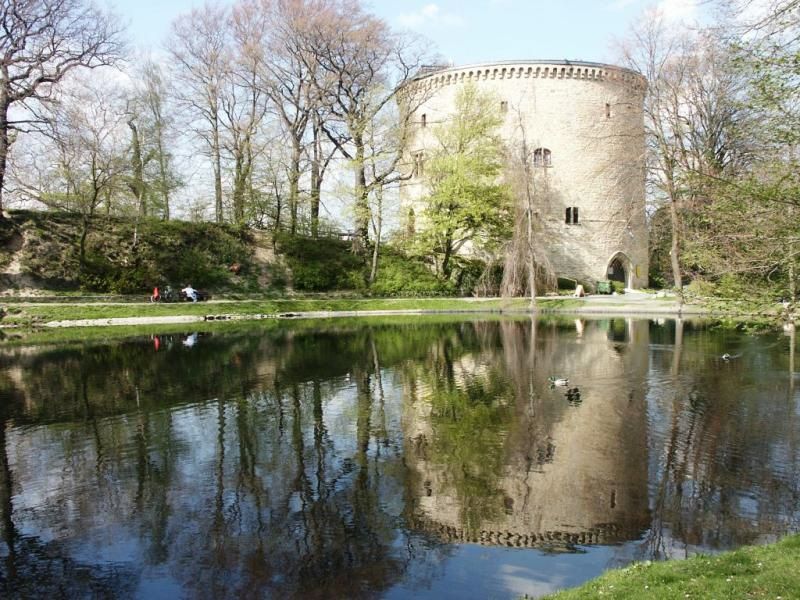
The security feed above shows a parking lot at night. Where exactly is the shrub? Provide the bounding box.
[276,233,366,292]
[370,251,454,296]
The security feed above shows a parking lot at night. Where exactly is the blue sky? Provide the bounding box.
[115,0,703,65]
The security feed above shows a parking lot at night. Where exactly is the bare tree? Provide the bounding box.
[17,76,129,267]
[618,9,754,295]
[226,0,271,224]
[300,0,431,249]
[0,0,124,214]
[131,58,181,221]
[502,108,556,307]
[167,3,230,224]
[256,0,316,234]
[617,12,696,297]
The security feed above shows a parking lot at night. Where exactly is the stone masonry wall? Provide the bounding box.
[402,60,649,289]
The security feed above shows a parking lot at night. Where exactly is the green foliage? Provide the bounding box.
[413,83,513,280]
[369,249,454,296]
[648,206,672,288]
[451,256,502,296]
[276,233,366,292]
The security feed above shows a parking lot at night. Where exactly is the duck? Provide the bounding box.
[721,353,731,361]
[548,376,569,387]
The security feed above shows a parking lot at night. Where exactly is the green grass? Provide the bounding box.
[542,534,800,599]
[0,297,542,327]
[0,293,789,329]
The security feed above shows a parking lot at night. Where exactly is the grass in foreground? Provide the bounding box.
[542,534,800,599]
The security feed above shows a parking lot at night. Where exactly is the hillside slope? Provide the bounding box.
[0,211,451,297]
[0,211,274,294]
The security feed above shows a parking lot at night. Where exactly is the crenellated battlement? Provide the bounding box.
[412,60,646,92]
[409,516,634,548]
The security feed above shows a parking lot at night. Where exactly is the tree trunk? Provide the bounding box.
[128,120,146,219]
[155,128,170,220]
[790,205,797,304]
[212,108,223,224]
[667,172,683,300]
[232,151,246,224]
[524,156,537,309]
[526,201,536,309]
[0,97,10,216]
[310,122,322,238]
[289,140,301,235]
[441,232,454,280]
[353,136,369,250]
[369,187,382,284]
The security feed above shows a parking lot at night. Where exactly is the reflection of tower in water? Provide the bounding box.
[404,319,650,549]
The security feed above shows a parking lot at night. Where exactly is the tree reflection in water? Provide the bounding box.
[0,318,797,597]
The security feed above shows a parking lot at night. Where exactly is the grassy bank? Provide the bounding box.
[542,535,800,599]
[0,297,548,327]
[1,293,785,329]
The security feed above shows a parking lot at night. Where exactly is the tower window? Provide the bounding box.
[500,100,508,113]
[605,103,611,118]
[566,206,579,224]
[420,113,427,128]
[533,148,552,167]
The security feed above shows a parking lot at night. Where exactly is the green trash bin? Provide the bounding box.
[596,281,612,294]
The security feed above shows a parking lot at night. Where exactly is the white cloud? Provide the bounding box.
[397,3,465,28]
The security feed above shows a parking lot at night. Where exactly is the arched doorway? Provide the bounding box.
[606,252,632,288]
[608,258,626,283]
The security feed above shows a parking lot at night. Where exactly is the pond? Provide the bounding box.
[0,316,798,599]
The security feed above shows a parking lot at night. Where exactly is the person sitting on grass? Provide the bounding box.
[181,284,198,302]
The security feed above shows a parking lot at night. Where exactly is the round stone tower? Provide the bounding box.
[403,60,648,289]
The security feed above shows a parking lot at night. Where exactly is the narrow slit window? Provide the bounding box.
[413,152,425,177]
[605,103,611,118]
[566,206,579,225]
[533,148,552,167]
[420,113,427,128]
[500,100,508,113]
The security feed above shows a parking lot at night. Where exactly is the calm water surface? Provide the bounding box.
[0,317,798,598]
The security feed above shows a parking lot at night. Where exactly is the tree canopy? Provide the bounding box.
[414,83,513,281]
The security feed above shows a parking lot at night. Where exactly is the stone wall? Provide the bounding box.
[402,60,649,289]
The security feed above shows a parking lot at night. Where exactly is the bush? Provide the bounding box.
[370,250,454,296]
[276,233,366,292]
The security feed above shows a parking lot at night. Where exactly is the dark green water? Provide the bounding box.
[0,317,798,599]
